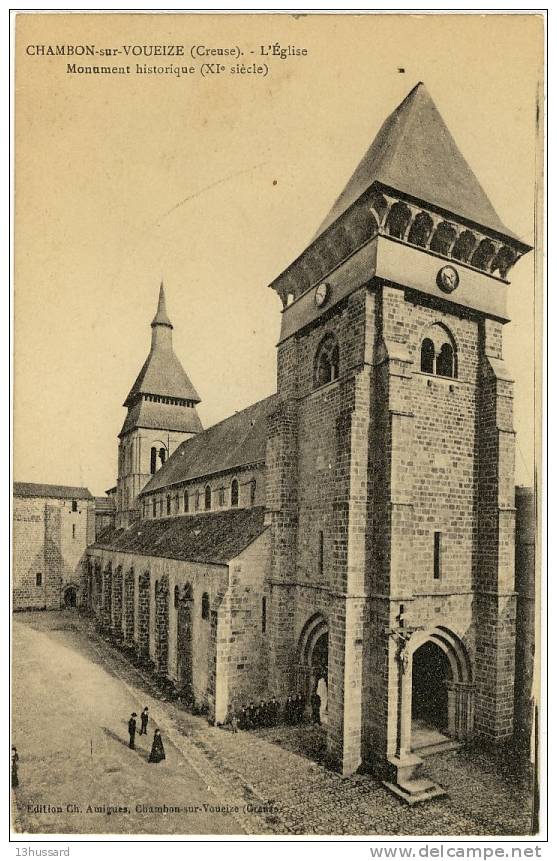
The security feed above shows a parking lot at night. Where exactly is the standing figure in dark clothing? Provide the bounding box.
[248,700,257,729]
[310,691,321,725]
[139,707,149,735]
[11,747,19,789]
[296,693,305,724]
[270,697,279,726]
[260,700,268,728]
[128,712,137,749]
[285,695,293,725]
[148,729,166,763]
[240,706,249,730]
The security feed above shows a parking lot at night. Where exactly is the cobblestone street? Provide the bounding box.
[12,611,534,836]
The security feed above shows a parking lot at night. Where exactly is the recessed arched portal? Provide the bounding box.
[297,613,329,723]
[63,585,77,609]
[409,626,474,752]
[412,640,450,731]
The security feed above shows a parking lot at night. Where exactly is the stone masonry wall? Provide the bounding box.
[13,495,94,610]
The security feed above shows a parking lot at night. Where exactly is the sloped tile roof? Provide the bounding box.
[119,398,203,438]
[92,506,268,564]
[14,482,94,500]
[316,83,519,242]
[141,394,277,494]
[124,347,201,407]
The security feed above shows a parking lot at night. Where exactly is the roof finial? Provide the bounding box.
[151,281,173,329]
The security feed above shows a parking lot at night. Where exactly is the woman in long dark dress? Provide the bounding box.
[11,747,19,788]
[148,729,166,763]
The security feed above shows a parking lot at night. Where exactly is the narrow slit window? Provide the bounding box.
[434,532,442,580]
[72,524,76,539]
[36,572,42,586]
[150,447,157,474]
[261,596,267,634]
[318,531,324,579]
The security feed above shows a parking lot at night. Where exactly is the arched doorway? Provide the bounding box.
[297,613,329,722]
[409,626,473,752]
[412,641,449,734]
[63,585,77,609]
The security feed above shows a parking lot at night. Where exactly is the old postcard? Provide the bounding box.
[11,10,544,840]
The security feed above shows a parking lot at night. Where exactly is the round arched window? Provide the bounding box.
[419,324,458,379]
[314,334,340,388]
[231,479,239,507]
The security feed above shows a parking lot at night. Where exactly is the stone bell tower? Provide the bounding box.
[266,83,531,798]
[116,284,202,528]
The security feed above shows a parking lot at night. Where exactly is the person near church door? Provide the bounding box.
[310,690,321,725]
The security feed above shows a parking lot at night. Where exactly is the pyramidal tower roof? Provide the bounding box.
[123,283,201,409]
[316,82,519,242]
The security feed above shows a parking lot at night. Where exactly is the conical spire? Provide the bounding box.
[123,284,201,410]
[151,281,173,329]
[315,82,518,242]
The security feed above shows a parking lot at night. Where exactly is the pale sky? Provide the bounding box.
[14,13,543,495]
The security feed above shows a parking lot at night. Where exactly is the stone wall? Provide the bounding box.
[85,541,271,724]
[13,494,95,610]
[270,269,518,775]
[514,485,536,750]
[142,463,264,521]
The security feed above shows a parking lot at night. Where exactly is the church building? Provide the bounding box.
[86,83,534,802]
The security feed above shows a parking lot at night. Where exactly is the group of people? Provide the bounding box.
[233,691,321,732]
[128,706,166,763]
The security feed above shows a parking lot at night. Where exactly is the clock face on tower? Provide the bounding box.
[315,282,329,307]
[437,265,459,294]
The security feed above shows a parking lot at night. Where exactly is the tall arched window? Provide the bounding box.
[201,592,210,620]
[250,479,257,507]
[205,485,212,510]
[150,447,157,475]
[231,479,239,507]
[166,495,171,515]
[419,324,457,380]
[159,448,167,466]
[194,490,200,511]
[174,585,179,609]
[314,334,340,388]
[436,342,456,378]
[420,338,435,374]
[184,490,189,513]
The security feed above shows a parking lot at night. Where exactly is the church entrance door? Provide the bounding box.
[411,640,450,750]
